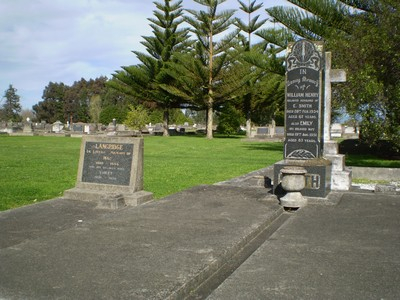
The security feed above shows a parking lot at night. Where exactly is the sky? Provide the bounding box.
[0,0,288,110]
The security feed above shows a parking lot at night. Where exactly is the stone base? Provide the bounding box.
[331,169,352,191]
[274,159,332,198]
[324,154,345,171]
[280,192,307,208]
[63,188,153,209]
[323,140,339,155]
[124,190,154,206]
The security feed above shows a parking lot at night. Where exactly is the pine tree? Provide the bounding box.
[1,84,22,122]
[235,0,266,137]
[184,0,239,139]
[111,0,189,136]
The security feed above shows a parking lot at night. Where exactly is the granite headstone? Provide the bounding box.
[274,39,331,198]
[64,136,153,208]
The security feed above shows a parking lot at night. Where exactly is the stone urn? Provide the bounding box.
[280,166,307,208]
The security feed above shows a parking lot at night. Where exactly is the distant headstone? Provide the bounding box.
[23,120,33,133]
[256,127,269,135]
[64,136,153,209]
[72,123,84,132]
[52,121,63,133]
[330,123,343,138]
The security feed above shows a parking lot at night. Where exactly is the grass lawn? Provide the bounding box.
[0,135,283,211]
[344,154,400,168]
[0,136,81,211]
[1,135,398,211]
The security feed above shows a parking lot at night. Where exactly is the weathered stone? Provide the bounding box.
[279,166,308,208]
[64,136,153,208]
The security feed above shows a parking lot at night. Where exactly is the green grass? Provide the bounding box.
[0,136,81,210]
[352,178,390,184]
[345,154,400,168]
[0,135,283,211]
[143,135,283,198]
[2,135,399,211]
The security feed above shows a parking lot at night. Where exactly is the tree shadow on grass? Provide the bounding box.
[175,133,244,139]
[241,142,283,152]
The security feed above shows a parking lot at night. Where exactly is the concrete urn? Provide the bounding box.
[280,166,307,208]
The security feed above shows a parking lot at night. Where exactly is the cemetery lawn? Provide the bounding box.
[0,136,81,211]
[1,135,399,211]
[0,135,283,211]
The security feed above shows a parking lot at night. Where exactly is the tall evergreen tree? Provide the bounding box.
[111,0,189,136]
[1,84,22,122]
[33,82,66,123]
[184,0,239,139]
[235,0,266,137]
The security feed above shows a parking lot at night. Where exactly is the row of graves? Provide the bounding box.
[251,123,358,140]
[0,120,203,136]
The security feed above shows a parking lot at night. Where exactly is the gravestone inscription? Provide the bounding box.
[284,40,323,159]
[82,142,134,185]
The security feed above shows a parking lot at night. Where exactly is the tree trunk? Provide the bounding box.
[206,100,213,139]
[246,118,251,138]
[244,96,251,138]
[163,109,170,137]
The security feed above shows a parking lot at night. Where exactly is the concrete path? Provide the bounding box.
[208,192,400,300]
[1,183,399,299]
[0,185,282,300]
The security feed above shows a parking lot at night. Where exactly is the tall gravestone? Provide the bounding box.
[274,39,331,198]
[284,40,323,159]
[64,136,153,209]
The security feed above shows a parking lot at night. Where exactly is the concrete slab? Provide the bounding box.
[0,185,282,300]
[0,198,115,249]
[208,192,400,299]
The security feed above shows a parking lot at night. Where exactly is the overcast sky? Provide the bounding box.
[0,0,288,110]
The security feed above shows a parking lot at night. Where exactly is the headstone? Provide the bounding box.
[284,39,323,159]
[275,126,285,136]
[255,127,269,139]
[84,125,90,134]
[107,120,117,135]
[52,121,63,133]
[23,118,33,134]
[330,123,343,138]
[72,123,84,132]
[274,39,331,198]
[64,136,153,209]
[256,127,269,135]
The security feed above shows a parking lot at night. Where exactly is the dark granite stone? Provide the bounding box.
[284,40,323,160]
[81,141,134,186]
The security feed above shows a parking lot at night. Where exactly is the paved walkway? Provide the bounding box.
[208,191,400,299]
[0,183,399,299]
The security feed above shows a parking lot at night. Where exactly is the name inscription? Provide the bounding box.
[82,142,134,185]
[284,40,323,159]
